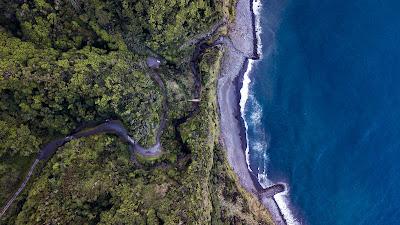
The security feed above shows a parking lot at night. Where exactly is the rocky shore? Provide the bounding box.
[217,0,287,224]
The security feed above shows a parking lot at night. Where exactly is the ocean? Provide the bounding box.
[243,0,400,224]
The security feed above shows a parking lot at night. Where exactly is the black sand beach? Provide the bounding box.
[217,0,287,224]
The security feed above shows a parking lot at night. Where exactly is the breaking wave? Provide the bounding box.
[238,1,299,224]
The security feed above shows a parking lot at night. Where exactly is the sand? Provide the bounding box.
[217,0,287,224]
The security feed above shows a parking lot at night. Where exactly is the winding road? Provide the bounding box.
[0,19,286,220]
[0,24,220,218]
[0,61,168,218]
[0,119,159,218]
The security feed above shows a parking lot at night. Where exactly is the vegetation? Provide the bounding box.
[0,0,272,224]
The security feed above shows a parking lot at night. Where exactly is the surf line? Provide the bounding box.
[239,0,300,224]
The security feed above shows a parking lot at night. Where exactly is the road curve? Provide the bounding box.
[0,22,221,218]
[0,119,159,218]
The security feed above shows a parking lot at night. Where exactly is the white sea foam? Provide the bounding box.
[258,172,273,187]
[240,0,263,175]
[253,0,263,58]
[249,95,262,124]
[252,141,266,153]
[275,192,301,225]
[240,59,255,172]
[258,173,300,225]
[238,1,299,224]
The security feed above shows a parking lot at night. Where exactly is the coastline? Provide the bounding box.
[217,0,289,224]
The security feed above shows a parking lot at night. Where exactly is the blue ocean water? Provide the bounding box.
[245,0,400,224]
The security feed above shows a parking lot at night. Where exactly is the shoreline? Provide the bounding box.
[233,43,288,225]
[233,59,266,191]
[239,1,301,224]
[250,0,262,60]
[218,0,295,224]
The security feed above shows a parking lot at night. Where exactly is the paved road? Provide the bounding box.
[0,119,162,218]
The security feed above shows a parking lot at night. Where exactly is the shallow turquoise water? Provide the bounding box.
[245,0,400,224]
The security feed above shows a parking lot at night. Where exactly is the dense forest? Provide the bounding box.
[0,0,272,224]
